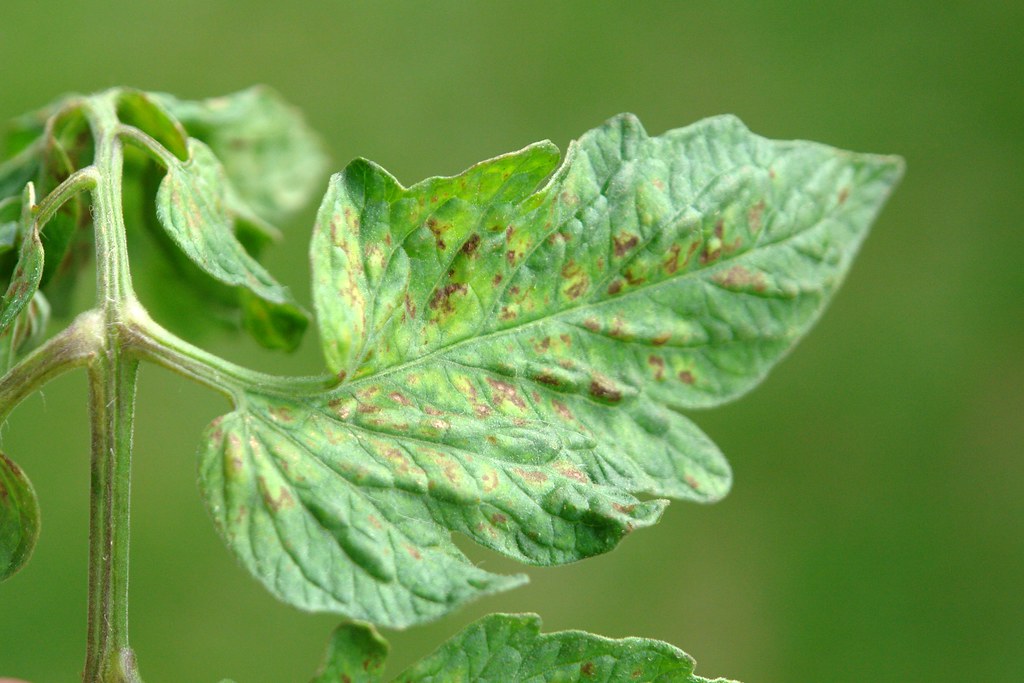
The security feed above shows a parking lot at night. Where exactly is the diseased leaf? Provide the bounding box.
[203,114,900,628]
[156,86,328,225]
[0,452,41,581]
[310,621,388,683]
[308,614,734,683]
[155,139,309,350]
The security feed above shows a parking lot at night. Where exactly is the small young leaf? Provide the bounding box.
[0,291,50,374]
[156,86,328,225]
[155,139,309,349]
[310,621,388,683]
[0,184,44,335]
[0,452,41,581]
[308,614,734,683]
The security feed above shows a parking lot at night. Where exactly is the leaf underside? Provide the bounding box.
[201,113,902,628]
[311,613,736,683]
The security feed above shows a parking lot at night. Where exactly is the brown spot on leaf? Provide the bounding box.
[429,282,467,313]
[624,268,646,285]
[613,233,640,257]
[388,391,412,406]
[490,512,508,525]
[838,187,850,205]
[712,265,766,292]
[404,295,417,319]
[499,305,517,321]
[552,399,573,421]
[581,662,597,677]
[268,406,294,423]
[607,279,623,295]
[566,278,588,299]
[404,543,422,560]
[560,466,587,483]
[482,470,499,492]
[613,502,636,514]
[423,405,443,416]
[506,249,517,265]
[486,377,526,409]
[461,233,481,256]
[647,355,665,380]
[492,273,503,285]
[652,331,671,345]
[685,474,700,490]
[505,225,515,241]
[589,376,623,403]
[559,333,571,346]
[700,242,722,265]
[426,217,447,250]
[260,481,295,512]
[678,370,695,384]
[515,467,548,484]
[748,200,766,232]
[357,403,381,414]
[583,318,600,332]
[535,371,561,387]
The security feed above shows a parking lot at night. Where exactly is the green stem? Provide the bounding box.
[84,353,141,683]
[122,301,334,400]
[0,310,101,421]
[81,94,142,683]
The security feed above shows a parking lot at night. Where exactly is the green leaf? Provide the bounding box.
[202,114,900,628]
[1,101,93,313]
[0,452,41,581]
[1,184,44,336]
[308,614,735,683]
[0,291,50,374]
[310,621,388,683]
[155,139,309,350]
[116,89,189,162]
[156,86,328,225]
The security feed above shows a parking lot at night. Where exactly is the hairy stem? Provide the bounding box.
[84,353,141,682]
[81,94,142,683]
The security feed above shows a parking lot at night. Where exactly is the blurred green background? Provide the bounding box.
[1,1,1021,681]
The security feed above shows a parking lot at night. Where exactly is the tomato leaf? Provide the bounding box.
[155,139,309,350]
[309,614,735,683]
[156,86,328,226]
[200,114,901,628]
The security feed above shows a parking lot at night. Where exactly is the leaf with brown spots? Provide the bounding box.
[310,620,388,683]
[313,613,735,682]
[209,113,899,630]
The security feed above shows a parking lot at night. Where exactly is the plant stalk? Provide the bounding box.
[82,95,142,683]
